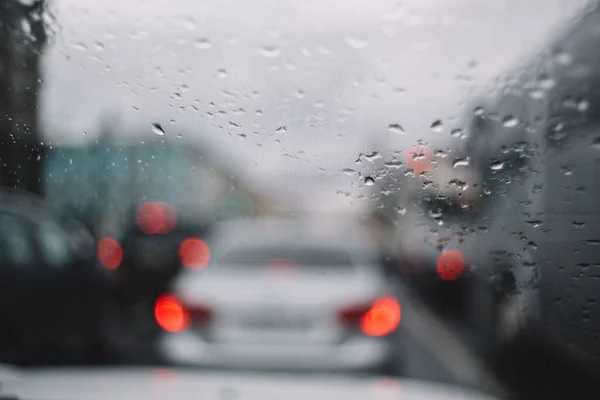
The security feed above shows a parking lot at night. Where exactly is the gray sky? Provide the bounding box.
[40,0,589,206]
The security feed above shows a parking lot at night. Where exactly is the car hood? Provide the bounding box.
[0,367,499,400]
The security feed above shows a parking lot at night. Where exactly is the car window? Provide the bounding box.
[0,213,35,267]
[216,246,355,269]
[37,220,72,267]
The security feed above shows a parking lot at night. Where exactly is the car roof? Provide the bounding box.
[208,218,377,259]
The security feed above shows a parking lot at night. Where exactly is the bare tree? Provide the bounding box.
[0,0,47,195]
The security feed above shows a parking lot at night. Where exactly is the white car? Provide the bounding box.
[156,219,403,374]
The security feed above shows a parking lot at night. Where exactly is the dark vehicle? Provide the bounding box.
[371,143,490,323]
[42,141,224,359]
[459,3,600,375]
[0,188,103,366]
[98,201,213,361]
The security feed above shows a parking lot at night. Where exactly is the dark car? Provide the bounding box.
[0,188,105,366]
[457,3,600,375]
[96,201,213,361]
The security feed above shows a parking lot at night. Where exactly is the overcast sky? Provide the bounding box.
[39,0,590,205]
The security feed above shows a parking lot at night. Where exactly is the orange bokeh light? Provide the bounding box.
[154,294,190,333]
[360,296,402,337]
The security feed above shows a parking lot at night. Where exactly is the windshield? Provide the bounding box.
[2,0,600,399]
[216,246,356,269]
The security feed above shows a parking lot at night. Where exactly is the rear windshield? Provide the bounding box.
[216,246,355,269]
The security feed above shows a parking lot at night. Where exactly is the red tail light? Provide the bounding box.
[97,237,123,270]
[338,296,401,337]
[137,202,176,234]
[154,294,190,333]
[436,249,466,281]
[178,237,211,269]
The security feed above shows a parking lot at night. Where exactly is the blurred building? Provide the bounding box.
[0,0,47,194]
[41,133,283,234]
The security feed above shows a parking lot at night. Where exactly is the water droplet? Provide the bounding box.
[255,110,263,116]
[195,38,212,49]
[529,90,545,99]
[434,149,448,158]
[526,220,543,228]
[578,100,589,112]
[294,90,305,99]
[591,137,600,150]
[364,176,375,186]
[151,123,165,136]
[573,221,585,229]
[71,42,88,51]
[176,134,183,139]
[430,120,443,132]
[229,121,241,128]
[345,37,368,49]
[489,160,504,170]
[450,128,465,138]
[259,46,280,58]
[217,69,228,78]
[342,168,357,176]
[275,126,287,133]
[473,107,485,116]
[555,52,572,65]
[397,206,406,216]
[502,116,519,128]
[537,75,556,89]
[388,123,405,135]
[453,157,470,168]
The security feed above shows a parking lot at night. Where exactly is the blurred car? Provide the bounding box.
[0,188,105,366]
[95,201,214,361]
[156,219,403,375]
[371,144,489,315]
[456,4,600,374]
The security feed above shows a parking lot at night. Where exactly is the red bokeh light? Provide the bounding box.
[97,237,123,270]
[178,238,210,269]
[436,249,466,281]
[136,202,177,234]
[154,294,190,333]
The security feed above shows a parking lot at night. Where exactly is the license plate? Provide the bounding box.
[241,315,308,330]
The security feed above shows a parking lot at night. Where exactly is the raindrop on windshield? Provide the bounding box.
[489,160,504,171]
[388,123,405,135]
[502,116,519,128]
[364,176,375,186]
[450,128,466,139]
[473,107,485,116]
[195,38,213,49]
[591,137,600,150]
[537,74,556,89]
[259,46,280,58]
[453,158,470,168]
[555,52,572,65]
[345,37,368,49]
[275,126,287,133]
[430,120,443,132]
[151,123,165,136]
